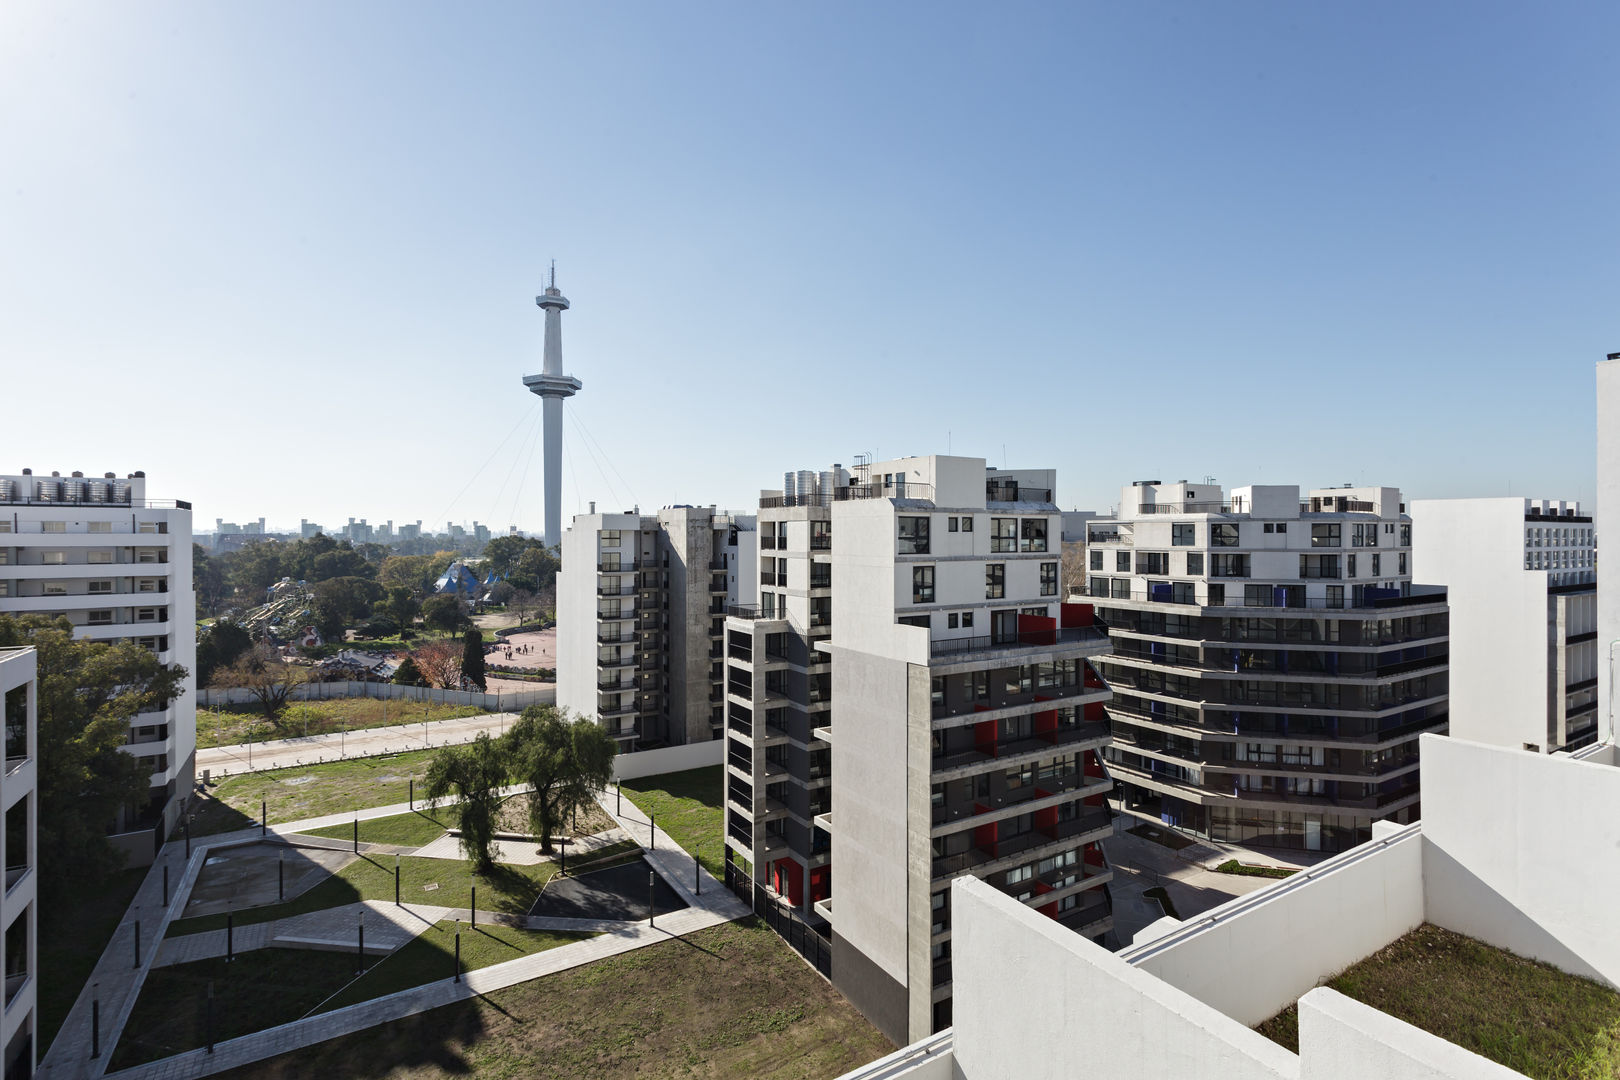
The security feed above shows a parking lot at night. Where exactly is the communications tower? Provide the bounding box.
[521,264,581,549]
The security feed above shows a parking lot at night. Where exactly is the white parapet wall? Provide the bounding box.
[1121,824,1425,1028]
[951,877,1298,1080]
[1297,989,1526,1080]
[197,681,556,712]
[1420,732,1620,988]
[611,738,724,781]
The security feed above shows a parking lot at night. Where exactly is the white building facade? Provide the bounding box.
[1410,497,1596,754]
[0,470,195,863]
[557,506,755,749]
[1599,353,1620,746]
[725,456,1115,1044]
[0,649,37,1080]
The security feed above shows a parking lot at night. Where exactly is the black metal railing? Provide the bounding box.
[929,625,1107,658]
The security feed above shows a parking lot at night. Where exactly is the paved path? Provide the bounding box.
[197,712,520,776]
[410,825,633,864]
[43,783,745,1080]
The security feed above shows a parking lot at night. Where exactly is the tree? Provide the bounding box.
[378,551,457,596]
[503,706,616,854]
[423,732,507,871]
[193,543,228,614]
[461,630,487,692]
[412,639,463,689]
[310,576,386,642]
[195,619,253,686]
[310,546,374,583]
[0,614,187,909]
[383,587,420,631]
[212,645,309,727]
[513,546,561,592]
[422,594,471,636]
[392,656,425,686]
[227,539,289,595]
[507,589,538,627]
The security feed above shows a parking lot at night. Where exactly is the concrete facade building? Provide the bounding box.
[0,649,37,1080]
[724,456,1115,1044]
[1410,497,1596,754]
[1082,481,1448,854]
[1599,353,1620,746]
[557,506,755,749]
[0,470,195,864]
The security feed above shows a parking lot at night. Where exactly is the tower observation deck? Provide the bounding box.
[521,264,581,549]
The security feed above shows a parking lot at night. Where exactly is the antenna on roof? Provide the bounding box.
[549,260,556,289]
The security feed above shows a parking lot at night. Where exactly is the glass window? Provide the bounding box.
[948,517,959,533]
[962,611,974,629]
[1136,551,1168,575]
[962,516,973,532]
[1186,552,1204,575]
[1347,553,1357,577]
[87,521,112,534]
[1311,523,1341,547]
[1089,550,1103,571]
[1371,554,1381,576]
[899,516,931,554]
[1212,523,1240,547]
[913,565,936,603]
[1116,551,1130,572]
[42,582,66,595]
[87,550,112,564]
[1020,518,1048,552]
[1208,583,1225,607]
[42,551,65,564]
[1040,562,1058,596]
[986,563,1005,600]
[1172,523,1195,546]
[948,613,958,628]
[991,518,1017,553]
[810,521,832,550]
[41,522,65,533]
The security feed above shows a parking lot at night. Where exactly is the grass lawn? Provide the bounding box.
[168,854,556,937]
[300,810,454,848]
[1213,859,1296,879]
[620,766,724,877]
[1256,924,1620,1079]
[110,948,360,1070]
[38,867,147,1055]
[315,921,590,1013]
[184,749,442,838]
[216,917,892,1080]
[196,698,487,749]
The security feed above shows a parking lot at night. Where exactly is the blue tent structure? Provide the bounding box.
[433,562,482,598]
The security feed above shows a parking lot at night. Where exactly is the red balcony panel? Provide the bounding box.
[974,817,999,851]
[1061,603,1094,629]
[1034,708,1058,736]
[1033,880,1053,895]
[1018,614,1057,646]
[809,866,831,902]
[1085,701,1106,723]
[1033,801,1059,830]
[975,719,997,756]
[1038,900,1059,918]
[773,858,804,907]
[1084,842,1104,867]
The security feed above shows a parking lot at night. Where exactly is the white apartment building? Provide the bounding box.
[1410,497,1596,754]
[1082,481,1449,853]
[837,733,1620,1080]
[724,456,1114,1044]
[557,505,756,749]
[1599,352,1620,745]
[0,649,37,1079]
[0,470,195,865]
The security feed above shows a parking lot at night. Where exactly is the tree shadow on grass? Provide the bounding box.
[215,996,489,1079]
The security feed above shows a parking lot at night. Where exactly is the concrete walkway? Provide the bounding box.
[409,825,633,864]
[197,712,520,777]
[42,782,745,1080]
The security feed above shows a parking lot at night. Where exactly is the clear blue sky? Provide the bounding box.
[3,1,1614,533]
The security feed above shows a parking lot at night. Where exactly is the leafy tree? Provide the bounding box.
[412,640,463,689]
[461,630,487,692]
[310,546,374,583]
[227,539,289,595]
[423,732,507,870]
[211,645,309,726]
[383,587,420,630]
[195,619,253,686]
[310,576,386,642]
[513,546,561,591]
[392,656,425,686]
[503,706,616,854]
[422,594,471,636]
[193,543,228,614]
[0,615,187,909]
[377,552,457,596]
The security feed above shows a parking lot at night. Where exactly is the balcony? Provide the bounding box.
[597,584,636,597]
[929,625,1108,660]
[931,722,1111,776]
[598,700,638,718]
[986,482,1053,504]
[727,604,782,620]
[760,571,788,588]
[596,604,637,622]
[760,481,934,509]
[930,807,1112,879]
[708,559,729,571]
[598,676,634,691]
[597,560,641,572]
[931,771,1111,829]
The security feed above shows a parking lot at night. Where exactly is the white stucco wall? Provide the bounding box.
[1598,356,1620,744]
[950,878,1297,1080]
[1296,989,1525,1080]
[611,738,723,781]
[1122,826,1424,1028]
[1419,732,1620,987]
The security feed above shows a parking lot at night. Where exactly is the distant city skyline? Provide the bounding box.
[3,2,1613,528]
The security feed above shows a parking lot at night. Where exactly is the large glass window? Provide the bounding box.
[1020,519,1048,552]
[1212,523,1240,547]
[986,563,1005,599]
[1136,551,1168,575]
[810,521,832,550]
[1311,523,1341,547]
[1186,552,1205,575]
[1089,550,1103,571]
[1210,554,1250,577]
[991,518,1017,553]
[913,565,936,603]
[1172,523,1195,546]
[1116,551,1130,572]
[898,516,931,555]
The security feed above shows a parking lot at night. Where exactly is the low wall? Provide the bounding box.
[1421,732,1620,988]
[1298,989,1523,1079]
[197,681,555,713]
[612,739,723,781]
[1123,826,1424,1028]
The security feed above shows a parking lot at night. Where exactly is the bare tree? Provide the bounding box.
[1061,539,1088,599]
[211,644,310,728]
[412,639,463,689]
[507,589,537,627]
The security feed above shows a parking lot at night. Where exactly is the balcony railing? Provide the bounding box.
[1091,587,1447,612]
[929,625,1108,658]
[931,807,1112,877]
[985,483,1053,504]
[728,604,778,620]
[759,482,935,509]
[932,722,1111,772]
[597,560,641,572]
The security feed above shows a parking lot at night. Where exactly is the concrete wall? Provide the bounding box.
[610,738,723,781]
[950,878,1297,1080]
[1122,826,1424,1028]
[1409,498,1550,751]
[197,681,554,712]
[1599,356,1620,744]
[1297,989,1525,1080]
[1420,732,1620,987]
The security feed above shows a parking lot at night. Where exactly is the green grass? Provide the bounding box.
[38,867,146,1055]
[620,766,724,877]
[184,749,442,838]
[1213,859,1297,879]
[300,809,454,848]
[214,917,892,1080]
[314,920,590,1013]
[168,854,556,937]
[196,697,487,749]
[109,948,360,1070]
[1256,924,1620,1079]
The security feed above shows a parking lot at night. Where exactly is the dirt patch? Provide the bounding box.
[183,843,355,917]
[496,792,616,839]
